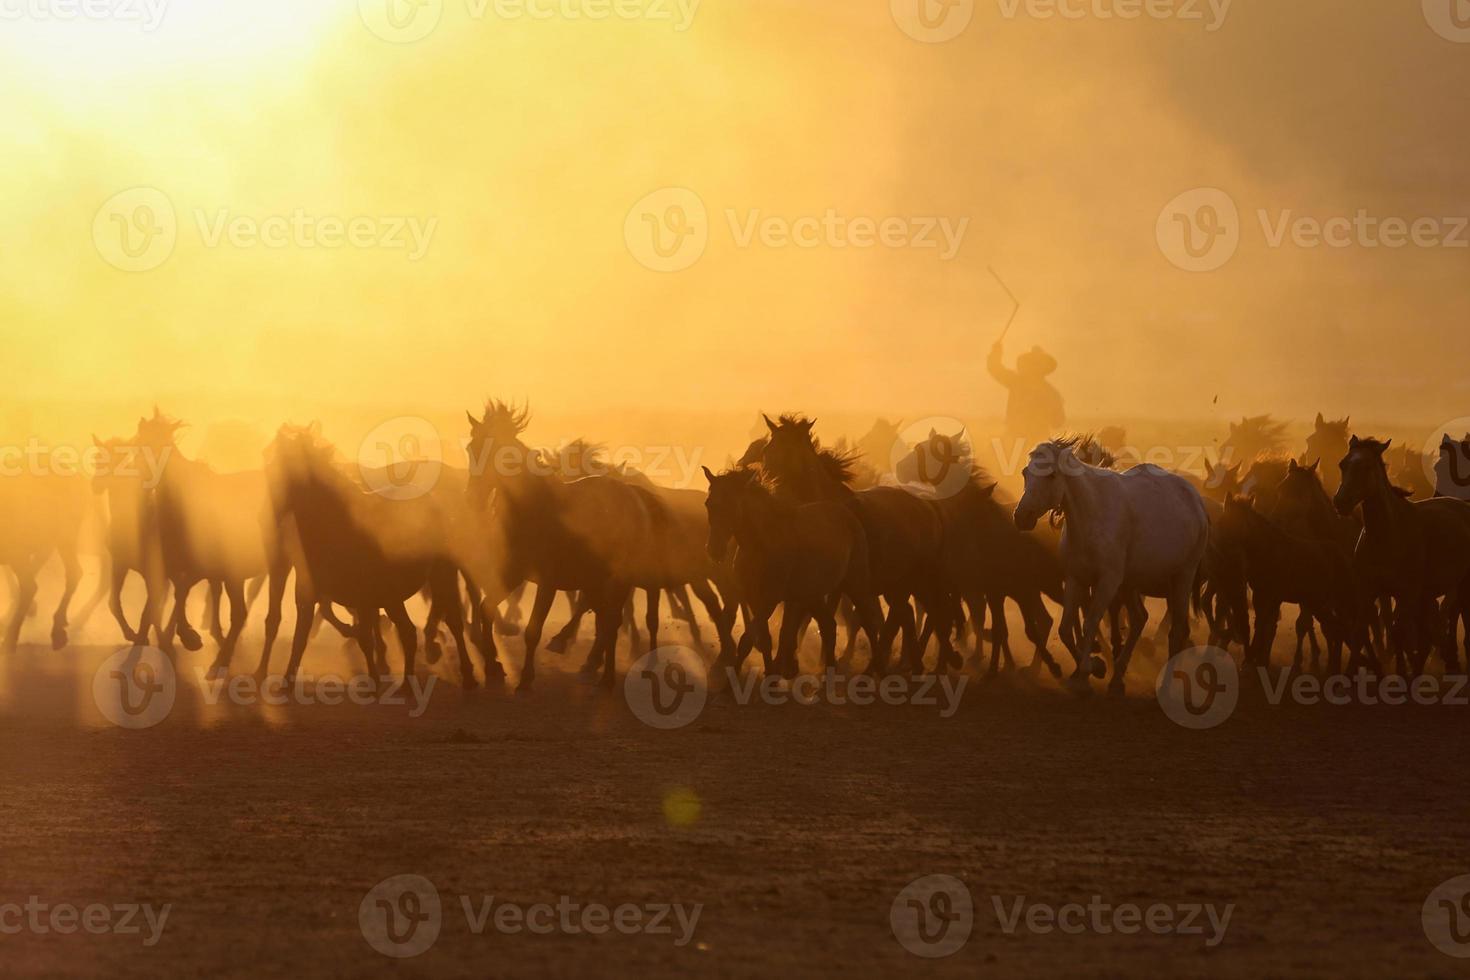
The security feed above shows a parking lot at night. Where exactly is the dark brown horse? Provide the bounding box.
[759,415,944,672]
[262,425,481,687]
[1335,437,1470,674]
[1215,493,1355,674]
[702,467,883,678]
[465,401,655,692]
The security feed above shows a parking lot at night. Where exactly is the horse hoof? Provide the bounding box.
[180,631,203,653]
[461,673,479,691]
[515,682,535,698]
[425,642,443,666]
[1089,656,1107,679]
[51,628,68,651]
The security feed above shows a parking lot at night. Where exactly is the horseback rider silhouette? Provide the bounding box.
[987,340,1065,445]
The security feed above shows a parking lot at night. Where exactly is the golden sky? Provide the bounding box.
[3,0,1468,446]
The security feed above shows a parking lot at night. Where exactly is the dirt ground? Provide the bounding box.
[1,579,1469,978]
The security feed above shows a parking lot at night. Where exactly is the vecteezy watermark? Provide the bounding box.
[0,438,171,487]
[358,416,445,501]
[891,0,975,43]
[93,646,176,730]
[1424,416,1470,498]
[1423,0,1470,43]
[358,0,700,44]
[1156,646,1239,730]
[1158,187,1470,272]
[194,670,437,717]
[464,434,708,489]
[890,875,974,958]
[989,894,1232,947]
[889,876,1233,957]
[624,187,970,272]
[359,875,702,958]
[1423,874,1470,958]
[890,416,977,500]
[0,0,169,30]
[624,648,968,730]
[995,0,1232,31]
[93,187,437,272]
[0,898,171,946]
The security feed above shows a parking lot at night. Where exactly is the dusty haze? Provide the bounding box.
[3,0,1468,446]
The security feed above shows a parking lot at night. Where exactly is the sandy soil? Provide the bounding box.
[1,585,1468,978]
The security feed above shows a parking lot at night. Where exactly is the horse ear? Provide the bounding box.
[1288,458,1300,471]
[1442,433,1455,449]
[1229,463,1241,478]
[763,414,778,435]
[979,483,997,499]
[701,465,716,484]
[466,411,481,430]
[1229,422,1239,435]
[928,427,938,439]
[1349,435,1360,448]
[1382,439,1392,453]
[802,418,816,432]
[1315,412,1325,427]
[1308,459,1320,473]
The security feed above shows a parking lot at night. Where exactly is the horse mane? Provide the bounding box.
[482,399,531,434]
[770,415,861,486]
[1048,433,1117,470]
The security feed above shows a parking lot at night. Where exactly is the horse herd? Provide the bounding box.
[3,404,1470,700]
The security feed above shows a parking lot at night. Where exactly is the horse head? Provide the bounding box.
[1014,439,1074,530]
[1334,435,1391,515]
[702,465,761,561]
[262,422,333,516]
[465,399,532,507]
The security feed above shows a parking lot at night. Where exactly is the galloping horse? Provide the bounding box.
[262,425,482,686]
[702,467,884,677]
[465,401,655,692]
[1014,437,1209,694]
[0,464,88,651]
[1304,414,1352,494]
[760,415,944,672]
[1334,437,1470,674]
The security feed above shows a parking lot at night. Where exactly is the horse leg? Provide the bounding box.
[836,596,860,669]
[282,587,316,687]
[1070,574,1121,693]
[690,578,732,661]
[205,580,225,650]
[218,579,248,665]
[643,586,663,660]
[172,580,202,652]
[517,584,557,694]
[1164,573,1194,660]
[1108,592,1148,697]
[385,602,417,681]
[595,588,629,690]
[1017,590,1062,678]
[106,564,140,643]
[250,560,290,680]
[498,582,527,635]
[547,590,589,654]
[50,546,83,650]
[1251,594,1282,671]
[3,561,40,652]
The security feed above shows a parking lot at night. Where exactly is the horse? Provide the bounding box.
[0,463,89,652]
[1220,414,1289,467]
[1014,437,1210,695]
[262,425,483,687]
[1270,458,1384,670]
[465,401,655,692]
[1239,457,1293,515]
[702,467,884,678]
[892,431,1062,678]
[1387,445,1436,501]
[1434,433,1470,502]
[759,414,944,673]
[1335,437,1470,675]
[1214,493,1354,674]
[1305,414,1351,494]
[119,410,288,672]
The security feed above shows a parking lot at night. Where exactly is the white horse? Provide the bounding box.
[1435,433,1470,501]
[1013,438,1210,694]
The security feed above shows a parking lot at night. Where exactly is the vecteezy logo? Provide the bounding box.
[891,417,975,500]
[624,188,708,272]
[358,416,444,501]
[360,874,442,958]
[1423,875,1470,957]
[890,874,973,958]
[1156,187,1240,272]
[624,646,708,730]
[93,188,178,273]
[1423,417,1470,495]
[1156,645,1238,730]
[1424,0,1470,42]
[891,0,975,43]
[359,0,444,43]
[92,646,176,729]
